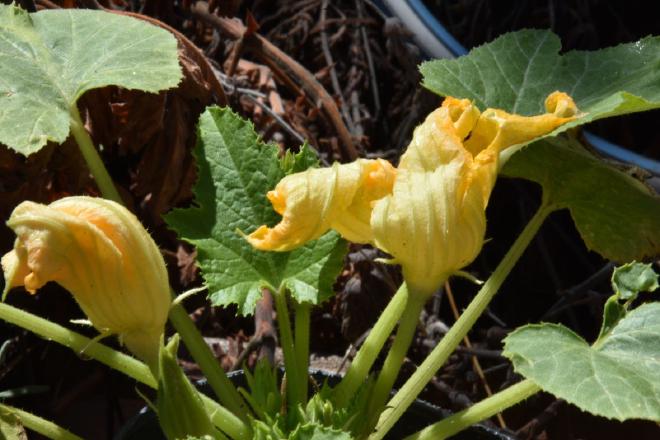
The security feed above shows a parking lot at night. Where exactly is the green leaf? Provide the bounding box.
[503,302,660,422]
[157,335,216,440]
[421,30,660,127]
[0,4,181,155]
[597,296,627,341]
[502,139,660,262]
[611,261,659,301]
[280,143,320,175]
[165,107,347,314]
[289,423,352,440]
[242,358,282,420]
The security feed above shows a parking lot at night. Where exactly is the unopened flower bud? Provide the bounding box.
[2,196,170,367]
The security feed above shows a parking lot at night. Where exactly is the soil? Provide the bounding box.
[0,1,658,439]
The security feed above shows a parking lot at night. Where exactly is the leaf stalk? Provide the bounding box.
[69,105,123,204]
[404,379,541,440]
[0,302,250,439]
[0,403,84,440]
[332,283,409,407]
[369,202,553,439]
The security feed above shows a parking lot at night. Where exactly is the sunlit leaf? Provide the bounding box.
[0,4,181,154]
[504,302,660,421]
[165,107,346,314]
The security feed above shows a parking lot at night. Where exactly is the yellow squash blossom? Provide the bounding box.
[248,92,578,297]
[1,196,171,367]
[371,92,577,296]
[247,159,396,251]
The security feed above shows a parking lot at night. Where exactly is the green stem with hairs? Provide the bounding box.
[369,202,553,440]
[68,115,250,422]
[295,302,311,405]
[168,303,251,421]
[69,105,123,204]
[404,380,541,440]
[0,302,250,440]
[0,403,84,440]
[332,283,409,408]
[365,293,426,430]
[272,286,303,410]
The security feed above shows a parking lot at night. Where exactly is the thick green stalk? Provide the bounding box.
[0,303,250,440]
[0,403,83,440]
[365,294,426,429]
[0,303,154,386]
[369,203,553,440]
[405,380,541,440]
[332,283,409,407]
[67,116,249,423]
[168,303,250,421]
[69,105,123,204]
[294,302,311,405]
[273,286,303,410]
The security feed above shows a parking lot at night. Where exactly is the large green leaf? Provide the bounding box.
[503,302,660,422]
[420,30,660,262]
[0,4,182,155]
[502,138,660,262]
[165,107,346,315]
[421,30,660,125]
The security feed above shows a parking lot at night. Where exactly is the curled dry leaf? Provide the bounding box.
[77,10,227,226]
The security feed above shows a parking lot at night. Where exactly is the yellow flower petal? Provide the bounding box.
[246,92,578,297]
[372,92,578,297]
[247,159,396,251]
[1,196,170,366]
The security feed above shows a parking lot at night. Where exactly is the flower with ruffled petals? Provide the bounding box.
[247,159,396,251]
[2,196,170,367]
[247,92,578,297]
[371,92,577,296]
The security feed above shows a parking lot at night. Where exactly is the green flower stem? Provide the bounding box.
[67,117,250,424]
[404,380,541,440]
[332,283,409,408]
[168,303,251,421]
[273,286,303,409]
[69,105,123,204]
[0,403,83,440]
[366,294,426,429]
[294,301,311,405]
[0,303,154,386]
[369,203,553,440]
[0,302,250,440]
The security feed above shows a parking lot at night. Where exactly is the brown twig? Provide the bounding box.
[231,288,277,370]
[76,0,102,9]
[35,0,60,9]
[320,0,355,133]
[516,399,564,439]
[445,281,507,429]
[191,1,359,161]
[226,13,259,78]
[242,94,310,150]
[355,0,381,120]
[429,375,474,410]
